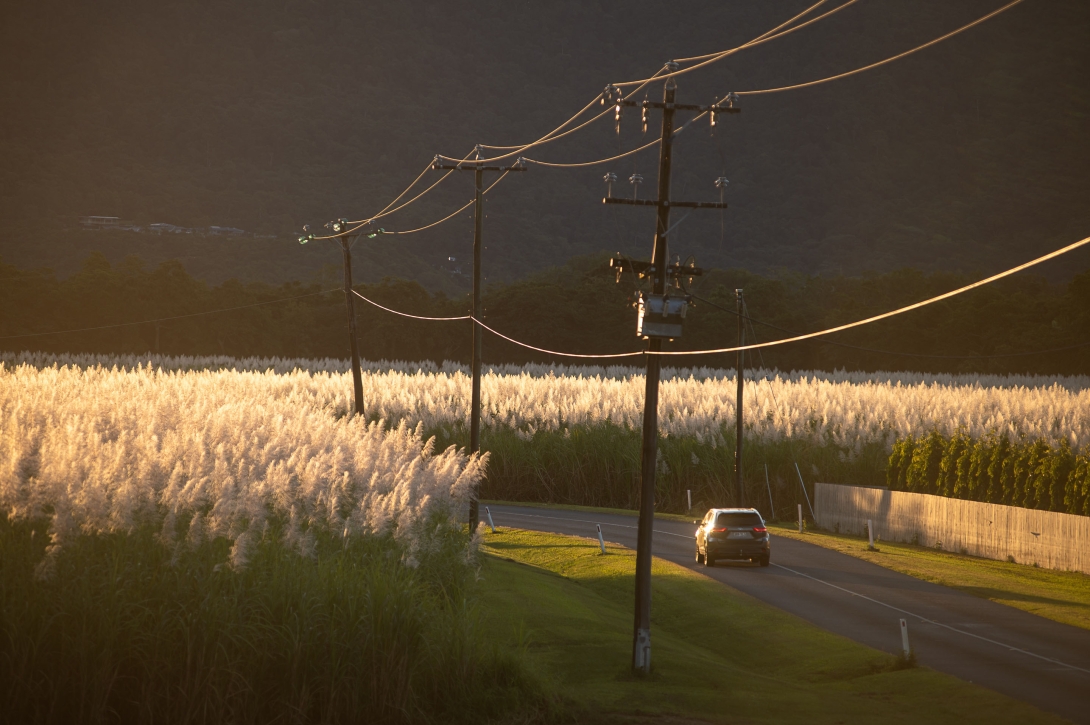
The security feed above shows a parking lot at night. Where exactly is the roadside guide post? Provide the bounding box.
[900,618,911,658]
[798,504,803,533]
[597,524,607,554]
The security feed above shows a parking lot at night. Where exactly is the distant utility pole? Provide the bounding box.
[297,220,366,417]
[432,149,526,532]
[604,74,739,673]
[735,289,745,505]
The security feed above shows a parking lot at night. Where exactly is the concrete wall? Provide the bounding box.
[814,483,1090,574]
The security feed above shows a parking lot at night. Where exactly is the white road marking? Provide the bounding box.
[770,561,1090,675]
[492,507,1090,676]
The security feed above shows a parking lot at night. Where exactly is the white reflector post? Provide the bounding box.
[900,618,911,658]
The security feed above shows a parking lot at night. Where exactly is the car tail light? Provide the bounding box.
[711,527,727,533]
[753,526,767,534]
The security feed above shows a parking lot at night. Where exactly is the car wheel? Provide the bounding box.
[704,551,716,567]
[759,554,770,567]
[695,544,704,564]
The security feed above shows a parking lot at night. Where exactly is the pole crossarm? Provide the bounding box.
[618,100,741,114]
[604,198,728,209]
[610,257,703,281]
[432,156,528,173]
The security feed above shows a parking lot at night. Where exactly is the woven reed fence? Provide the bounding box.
[814,482,1090,574]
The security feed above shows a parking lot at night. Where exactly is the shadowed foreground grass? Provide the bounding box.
[478,528,1065,725]
[0,516,547,725]
[770,522,1090,631]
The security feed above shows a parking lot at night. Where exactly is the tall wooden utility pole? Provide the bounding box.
[734,288,745,505]
[604,79,739,673]
[297,220,364,416]
[432,150,525,531]
[339,228,365,417]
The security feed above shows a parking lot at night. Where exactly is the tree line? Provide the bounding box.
[2,252,1088,376]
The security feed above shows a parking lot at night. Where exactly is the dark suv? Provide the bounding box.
[695,508,770,567]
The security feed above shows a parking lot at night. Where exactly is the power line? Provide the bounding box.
[341,234,1090,362]
[614,0,862,88]
[436,73,666,166]
[309,170,513,241]
[0,289,340,341]
[389,169,513,235]
[439,1,854,166]
[312,0,855,230]
[352,289,469,322]
[736,0,1026,96]
[524,138,661,169]
[472,317,644,359]
[673,0,831,63]
[691,292,1090,360]
[654,233,1090,356]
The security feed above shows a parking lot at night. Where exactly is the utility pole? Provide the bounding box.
[341,232,364,417]
[432,149,525,532]
[297,219,366,417]
[604,78,739,673]
[735,289,744,505]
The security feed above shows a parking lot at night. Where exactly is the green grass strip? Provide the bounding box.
[478,528,1065,724]
[770,523,1090,631]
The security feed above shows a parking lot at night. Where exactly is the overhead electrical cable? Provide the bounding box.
[349,167,455,224]
[673,0,830,63]
[613,0,862,88]
[436,73,666,165]
[691,293,1090,360]
[311,170,515,242]
[0,289,340,341]
[342,149,475,227]
[735,0,1025,96]
[366,159,435,218]
[471,317,644,359]
[344,234,1090,361]
[524,138,661,169]
[653,234,1090,356]
[352,290,470,322]
[478,95,610,152]
[388,170,512,235]
[440,1,853,166]
[320,0,851,231]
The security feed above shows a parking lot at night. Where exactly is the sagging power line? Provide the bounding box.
[430,149,528,532]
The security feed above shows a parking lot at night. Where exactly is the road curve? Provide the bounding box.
[481,504,1090,724]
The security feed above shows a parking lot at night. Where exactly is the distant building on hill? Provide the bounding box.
[79,215,135,229]
[207,226,246,236]
[148,223,189,234]
[78,216,259,237]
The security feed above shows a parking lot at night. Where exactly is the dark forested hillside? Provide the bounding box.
[1,0,1088,289]
[3,254,1089,376]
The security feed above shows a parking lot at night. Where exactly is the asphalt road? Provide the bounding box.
[482,504,1090,724]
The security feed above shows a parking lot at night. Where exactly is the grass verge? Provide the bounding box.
[770,522,1090,631]
[478,528,1065,724]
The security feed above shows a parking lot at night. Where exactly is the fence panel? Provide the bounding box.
[814,483,1089,574]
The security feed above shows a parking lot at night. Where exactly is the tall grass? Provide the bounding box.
[0,517,544,724]
[0,360,547,723]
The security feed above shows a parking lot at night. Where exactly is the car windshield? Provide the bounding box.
[715,512,762,528]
